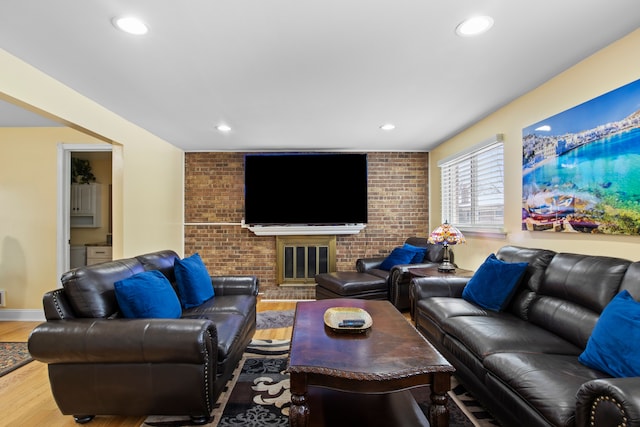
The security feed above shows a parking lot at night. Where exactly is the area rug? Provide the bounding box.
[0,342,33,378]
[256,310,295,330]
[141,340,498,427]
[261,286,315,301]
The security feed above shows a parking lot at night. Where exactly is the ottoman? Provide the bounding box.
[315,271,388,300]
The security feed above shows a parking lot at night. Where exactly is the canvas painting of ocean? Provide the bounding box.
[522,78,640,235]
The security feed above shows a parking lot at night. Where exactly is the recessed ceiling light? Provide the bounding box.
[216,124,232,132]
[112,16,149,35]
[380,123,396,131]
[456,16,494,37]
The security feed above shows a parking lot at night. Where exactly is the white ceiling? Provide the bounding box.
[0,1,639,152]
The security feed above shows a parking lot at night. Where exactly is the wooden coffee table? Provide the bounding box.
[287,298,454,427]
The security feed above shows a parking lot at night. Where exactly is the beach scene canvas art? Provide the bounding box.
[522,78,640,235]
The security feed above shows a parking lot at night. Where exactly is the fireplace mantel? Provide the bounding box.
[244,223,366,236]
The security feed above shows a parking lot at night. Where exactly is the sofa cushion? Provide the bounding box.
[528,297,599,349]
[443,314,582,360]
[136,250,180,283]
[402,243,427,263]
[380,247,417,270]
[579,290,640,377]
[542,253,630,313]
[424,244,446,263]
[188,311,250,366]
[314,271,387,297]
[61,258,145,318]
[174,253,215,309]
[415,297,489,344]
[366,268,390,280]
[183,293,257,318]
[462,254,528,311]
[114,270,182,319]
[495,246,556,320]
[484,352,606,427]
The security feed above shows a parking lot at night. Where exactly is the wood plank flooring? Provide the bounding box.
[0,298,296,427]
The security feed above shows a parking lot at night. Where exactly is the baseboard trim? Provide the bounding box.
[0,309,46,321]
[278,283,316,287]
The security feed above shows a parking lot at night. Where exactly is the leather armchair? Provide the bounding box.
[356,237,450,311]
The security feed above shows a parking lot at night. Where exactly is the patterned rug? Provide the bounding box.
[141,340,498,427]
[0,342,33,378]
[256,310,295,330]
[261,286,316,301]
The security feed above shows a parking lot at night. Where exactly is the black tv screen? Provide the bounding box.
[244,153,368,225]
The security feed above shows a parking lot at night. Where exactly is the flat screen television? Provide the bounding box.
[244,153,368,225]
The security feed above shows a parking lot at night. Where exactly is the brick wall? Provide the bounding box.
[184,152,429,288]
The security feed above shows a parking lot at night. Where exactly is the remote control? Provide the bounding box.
[338,319,365,328]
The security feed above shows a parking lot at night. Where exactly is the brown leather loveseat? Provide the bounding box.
[28,250,259,424]
[411,245,640,427]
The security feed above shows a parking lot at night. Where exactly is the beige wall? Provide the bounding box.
[0,128,105,310]
[0,49,184,315]
[429,29,640,270]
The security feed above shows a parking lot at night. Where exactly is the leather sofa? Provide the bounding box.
[410,245,640,427]
[28,250,258,424]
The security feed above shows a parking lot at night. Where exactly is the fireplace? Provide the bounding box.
[276,236,336,285]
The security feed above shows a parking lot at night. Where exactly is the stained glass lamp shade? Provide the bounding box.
[427,222,466,272]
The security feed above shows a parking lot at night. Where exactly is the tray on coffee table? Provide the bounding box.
[323,307,373,333]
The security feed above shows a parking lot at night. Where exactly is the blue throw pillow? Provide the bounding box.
[174,253,214,308]
[579,290,640,377]
[462,254,528,311]
[403,243,427,264]
[379,247,417,271]
[114,270,182,318]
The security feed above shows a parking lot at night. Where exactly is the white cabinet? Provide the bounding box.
[70,246,87,269]
[86,246,112,265]
[70,183,101,228]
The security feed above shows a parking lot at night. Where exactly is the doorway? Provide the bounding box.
[57,144,112,282]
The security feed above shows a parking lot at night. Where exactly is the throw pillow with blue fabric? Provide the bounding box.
[114,270,182,318]
[380,247,418,270]
[174,252,215,308]
[462,253,528,311]
[579,290,640,377]
[402,243,427,263]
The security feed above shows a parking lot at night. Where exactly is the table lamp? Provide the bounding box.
[427,221,466,272]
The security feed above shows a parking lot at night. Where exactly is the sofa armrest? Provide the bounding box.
[356,257,385,272]
[211,276,259,296]
[28,318,217,365]
[389,262,442,282]
[576,378,640,427]
[387,263,439,310]
[43,288,77,320]
[408,276,471,319]
[410,276,471,299]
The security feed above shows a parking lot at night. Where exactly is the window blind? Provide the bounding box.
[439,135,504,231]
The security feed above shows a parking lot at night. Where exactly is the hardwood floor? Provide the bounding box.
[0,298,296,427]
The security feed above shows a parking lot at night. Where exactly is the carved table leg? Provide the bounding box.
[289,373,309,427]
[429,372,451,427]
[290,392,309,427]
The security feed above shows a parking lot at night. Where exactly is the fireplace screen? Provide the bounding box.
[277,236,336,284]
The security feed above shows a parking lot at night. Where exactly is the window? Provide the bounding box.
[439,134,504,232]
